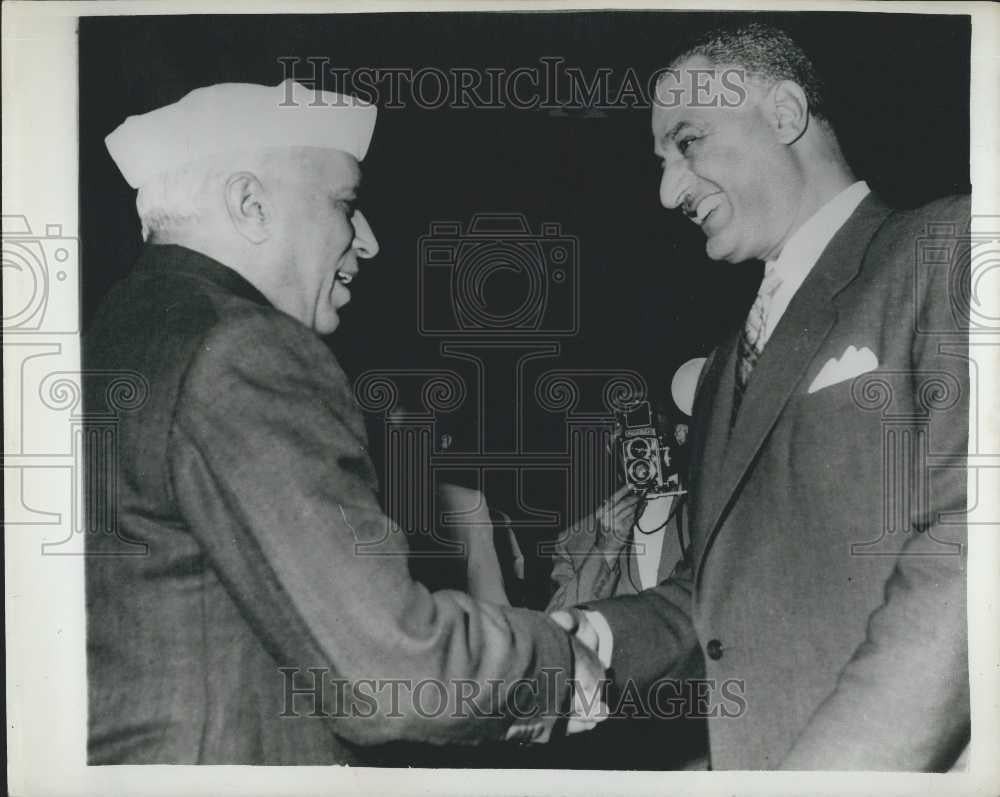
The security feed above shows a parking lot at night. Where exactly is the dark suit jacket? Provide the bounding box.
[588,194,970,770]
[83,245,572,764]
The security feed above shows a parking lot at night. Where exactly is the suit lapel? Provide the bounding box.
[687,334,737,565]
[691,195,894,582]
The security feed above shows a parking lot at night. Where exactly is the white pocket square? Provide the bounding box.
[808,345,879,394]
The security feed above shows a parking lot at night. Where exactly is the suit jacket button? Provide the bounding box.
[706,639,723,660]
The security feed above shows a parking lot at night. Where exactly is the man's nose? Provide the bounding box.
[659,157,696,211]
[351,210,380,259]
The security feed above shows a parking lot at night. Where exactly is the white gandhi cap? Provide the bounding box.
[105,80,377,189]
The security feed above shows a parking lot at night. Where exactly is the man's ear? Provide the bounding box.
[224,172,271,244]
[767,80,809,145]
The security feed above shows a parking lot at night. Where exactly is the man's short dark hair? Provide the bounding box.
[671,21,831,125]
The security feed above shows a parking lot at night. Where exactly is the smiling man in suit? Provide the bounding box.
[553,22,970,770]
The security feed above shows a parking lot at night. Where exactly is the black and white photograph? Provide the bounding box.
[3,2,999,795]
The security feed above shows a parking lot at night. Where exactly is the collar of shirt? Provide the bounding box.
[759,180,871,346]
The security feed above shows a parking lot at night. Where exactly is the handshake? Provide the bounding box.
[504,607,611,743]
[501,486,639,743]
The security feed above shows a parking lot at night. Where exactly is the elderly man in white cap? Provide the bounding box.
[85,80,605,764]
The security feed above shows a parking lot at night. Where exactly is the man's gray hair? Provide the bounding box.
[671,21,833,127]
[135,158,227,242]
[136,149,290,242]
[135,147,321,242]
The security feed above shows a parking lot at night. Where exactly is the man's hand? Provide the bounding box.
[567,635,609,734]
[550,608,609,734]
[502,609,609,744]
[550,607,599,651]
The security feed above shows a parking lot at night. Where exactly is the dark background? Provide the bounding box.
[79,10,970,770]
[79,10,972,362]
[79,8,971,598]
[79,8,971,588]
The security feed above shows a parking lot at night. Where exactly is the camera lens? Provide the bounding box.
[628,438,649,458]
[628,460,653,484]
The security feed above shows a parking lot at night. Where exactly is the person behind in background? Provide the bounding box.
[379,407,514,605]
[547,392,693,612]
[545,387,709,770]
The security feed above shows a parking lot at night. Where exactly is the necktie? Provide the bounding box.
[732,267,782,425]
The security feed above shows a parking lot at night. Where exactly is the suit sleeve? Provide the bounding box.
[582,558,701,690]
[780,199,971,770]
[166,311,572,747]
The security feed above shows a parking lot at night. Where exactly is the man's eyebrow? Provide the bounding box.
[661,121,694,144]
[654,121,692,156]
[338,165,363,195]
[333,180,360,198]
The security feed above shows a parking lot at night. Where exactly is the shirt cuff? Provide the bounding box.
[583,609,614,669]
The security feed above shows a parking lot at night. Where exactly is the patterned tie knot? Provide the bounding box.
[747,267,784,344]
[744,299,767,347]
[732,267,784,425]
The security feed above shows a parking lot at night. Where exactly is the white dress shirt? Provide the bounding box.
[634,494,674,589]
[759,180,870,346]
[583,180,872,670]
